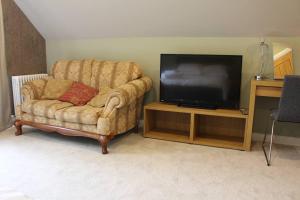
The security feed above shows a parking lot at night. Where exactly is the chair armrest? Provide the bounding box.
[21,76,52,101]
[101,76,152,117]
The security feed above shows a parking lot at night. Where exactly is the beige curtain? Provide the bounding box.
[0,1,12,131]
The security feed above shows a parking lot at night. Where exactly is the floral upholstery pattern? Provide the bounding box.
[90,61,143,90]
[22,76,52,101]
[97,97,144,135]
[51,59,93,85]
[102,76,152,117]
[18,59,152,136]
[55,105,103,125]
[21,100,73,119]
[21,113,98,134]
[87,87,112,108]
[41,79,73,100]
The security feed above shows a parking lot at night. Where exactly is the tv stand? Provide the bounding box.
[144,102,249,151]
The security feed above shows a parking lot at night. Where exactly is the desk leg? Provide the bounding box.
[244,82,257,151]
[189,113,195,142]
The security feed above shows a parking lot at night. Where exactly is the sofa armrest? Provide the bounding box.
[101,76,152,117]
[21,76,52,102]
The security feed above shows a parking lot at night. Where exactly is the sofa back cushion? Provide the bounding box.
[51,59,93,85]
[87,86,112,108]
[90,61,143,90]
[41,79,73,100]
[51,59,143,90]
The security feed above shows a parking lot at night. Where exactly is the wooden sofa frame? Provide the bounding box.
[14,119,118,154]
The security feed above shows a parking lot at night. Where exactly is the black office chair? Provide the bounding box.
[262,75,300,166]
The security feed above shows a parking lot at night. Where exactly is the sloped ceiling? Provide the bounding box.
[14,0,300,39]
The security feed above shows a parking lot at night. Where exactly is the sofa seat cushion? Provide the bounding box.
[55,105,103,125]
[21,100,73,119]
[20,113,99,134]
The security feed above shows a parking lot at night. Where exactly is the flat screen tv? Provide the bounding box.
[160,54,242,109]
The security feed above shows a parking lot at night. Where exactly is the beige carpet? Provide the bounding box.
[0,126,299,200]
[0,187,32,200]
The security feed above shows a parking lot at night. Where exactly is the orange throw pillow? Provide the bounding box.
[59,82,98,106]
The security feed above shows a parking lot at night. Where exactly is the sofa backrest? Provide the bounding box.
[90,60,142,89]
[52,59,93,85]
[51,59,143,89]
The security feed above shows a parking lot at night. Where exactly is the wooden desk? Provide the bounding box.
[245,79,284,150]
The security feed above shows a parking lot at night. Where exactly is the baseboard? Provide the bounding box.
[139,119,144,128]
[252,132,300,147]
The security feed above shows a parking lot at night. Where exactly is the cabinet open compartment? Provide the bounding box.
[144,109,191,143]
[193,114,246,149]
[144,103,248,150]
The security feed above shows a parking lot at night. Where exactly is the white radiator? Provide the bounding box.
[12,74,48,114]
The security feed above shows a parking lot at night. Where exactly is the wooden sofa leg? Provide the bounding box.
[99,135,109,154]
[14,120,23,136]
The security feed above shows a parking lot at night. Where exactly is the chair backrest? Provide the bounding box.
[277,75,300,123]
[51,59,143,89]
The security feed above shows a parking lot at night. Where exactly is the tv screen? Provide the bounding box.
[160,54,242,109]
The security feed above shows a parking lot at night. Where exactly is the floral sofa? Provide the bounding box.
[15,59,152,154]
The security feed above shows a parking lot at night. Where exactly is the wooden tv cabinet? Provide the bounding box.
[144,102,249,151]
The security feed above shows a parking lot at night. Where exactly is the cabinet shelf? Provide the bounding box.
[145,129,190,143]
[144,102,248,151]
[193,135,244,150]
